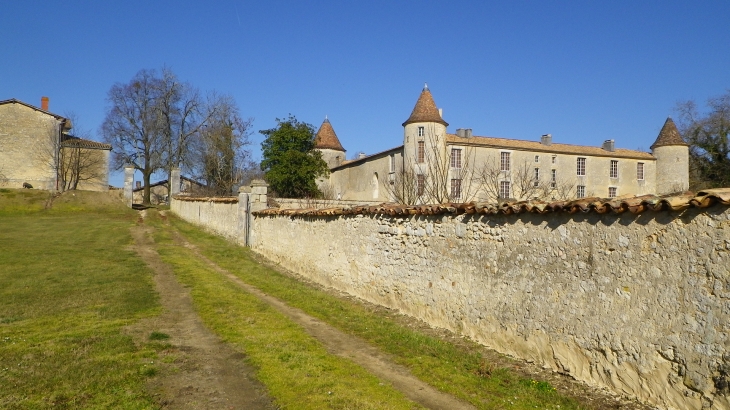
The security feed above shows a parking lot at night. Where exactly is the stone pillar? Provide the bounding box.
[249,179,269,212]
[170,167,181,196]
[246,180,268,247]
[238,185,251,246]
[123,165,135,208]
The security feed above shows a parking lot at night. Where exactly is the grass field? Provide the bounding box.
[0,190,161,409]
[0,189,587,409]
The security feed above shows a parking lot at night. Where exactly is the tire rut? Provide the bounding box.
[172,229,476,410]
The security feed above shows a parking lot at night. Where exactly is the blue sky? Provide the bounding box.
[2,1,729,186]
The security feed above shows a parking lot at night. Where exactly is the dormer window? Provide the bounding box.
[418,126,424,137]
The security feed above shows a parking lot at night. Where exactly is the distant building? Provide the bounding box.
[315,85,688,203]
[0,97,111,191]
[133,176,205,205]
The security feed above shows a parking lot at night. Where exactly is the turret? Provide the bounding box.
[402,83,448,172]
[314,116,346,169]
[651,117,689,194]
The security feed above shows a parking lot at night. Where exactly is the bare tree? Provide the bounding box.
[477,157,578,202]
[55,113,107,191]
[383,163,421,205]
[194,95,253,196]
[102,69,166,204]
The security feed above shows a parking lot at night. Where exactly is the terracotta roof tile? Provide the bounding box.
[446,134,655,160]
[252,188,730,217]
[402,85,448,127]
[61,134,112,150]
[314,117,346,152]
[651,117,688,149]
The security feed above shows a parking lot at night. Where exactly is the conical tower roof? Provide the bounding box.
[402,84,448,127]
[314,117,346,152]
[651,117,688,150]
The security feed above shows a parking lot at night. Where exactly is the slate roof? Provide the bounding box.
[402,84,449,127]
[651,117,688,149]
[447,134,655,160]
[252,188,730,217]
[314,117,346,151]
[61,134,112,150]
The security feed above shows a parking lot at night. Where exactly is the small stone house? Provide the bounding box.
[133,176,205,205]
[0,97,111,191]
[315,85,689,203]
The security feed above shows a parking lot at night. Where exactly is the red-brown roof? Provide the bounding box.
[402,85,448,127]
[61,134,112,150]
[253,188,730,217]
[314,117,346,152]
[651,117,688,149]
[446,134,655,160]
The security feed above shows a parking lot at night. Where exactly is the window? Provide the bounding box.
[610,160,618,178]
[551,155,557,164]
[417,141,425,163]
[500,152,511,171]
[451,179,462,200]
[499,181,510,199]
[551,169,557,188]
[637,162,644,180]
[417,174,425,196]
[535,155,540,163]
[577,185,586,198]
[450,148,462,169]
[577,157,586,176]
[608,187,617,198]
[417,126,425,137]
[389,154,396,172]
[533,168,540,187]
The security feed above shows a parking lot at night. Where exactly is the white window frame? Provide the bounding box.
[534,155,540,163]
[500,151,511,172]
[499,180,510,199]
[577,157,586,176]
[417,126,425,137]
[577,185,586,198]
[450,148,462,169]
[551,155,557,164]
[637,162,644,180]
[389,154,396,173]
[610,160,619,179]
[608,187,617,198]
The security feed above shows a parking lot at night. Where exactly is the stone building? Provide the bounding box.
[0,97,111,191]
[315,85,689,203]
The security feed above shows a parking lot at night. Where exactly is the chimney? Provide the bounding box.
[136,181,141,189]
[456,128,465,138]
[41,96,49,111]
[541,134,552,145]
[465,128,472,138]
[602,139,615,152]
[357,152,367,159]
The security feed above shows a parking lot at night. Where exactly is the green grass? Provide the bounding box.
[151,215,422,409]
[166,213,584,410]
[0,195,161,409]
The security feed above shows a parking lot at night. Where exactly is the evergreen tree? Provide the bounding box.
[260,115,329,197]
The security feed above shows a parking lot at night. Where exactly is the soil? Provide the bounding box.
[126,208,657,410]
[126,218,275,410]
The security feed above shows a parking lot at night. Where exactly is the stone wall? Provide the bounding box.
[171,197,240,241]
[251,205,730,410]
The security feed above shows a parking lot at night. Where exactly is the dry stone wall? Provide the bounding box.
[251,206,730,410]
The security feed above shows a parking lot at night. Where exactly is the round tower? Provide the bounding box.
[402,84,449,171]
[651,117,689,195]
[313,116,346,169]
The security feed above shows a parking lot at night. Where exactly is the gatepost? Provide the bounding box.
[170,167,181,197]
[239,179,268,246]
[123,165,134,208]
